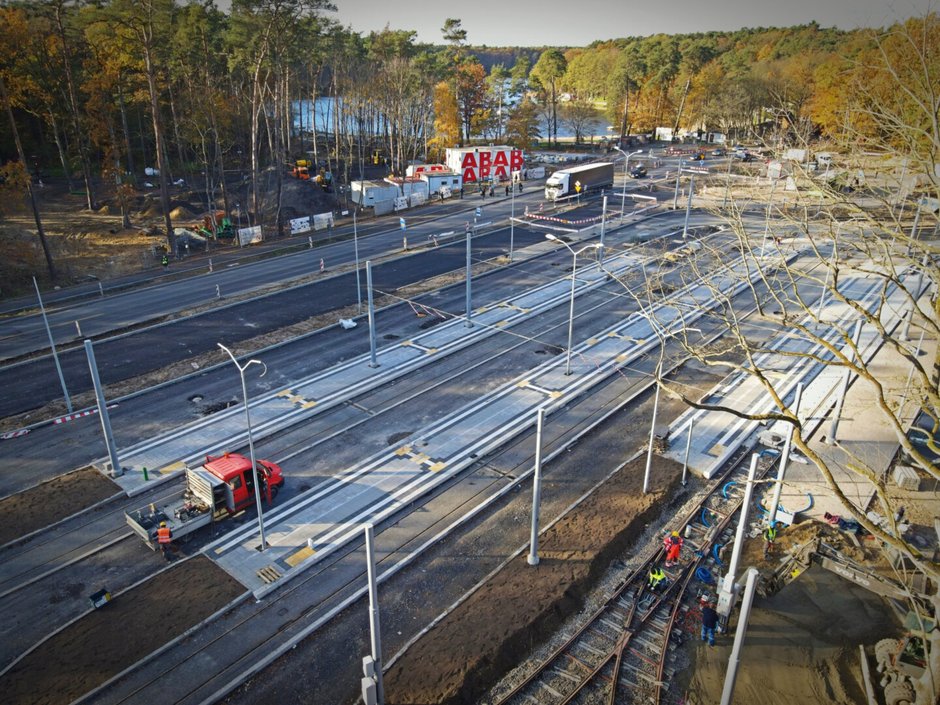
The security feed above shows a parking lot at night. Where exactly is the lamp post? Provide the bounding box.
[639,311,701,494]
[613,147,643,224]
[353,209,362,314]
[218,342,269,551]
[509,170,519,263]
[545,234,602,375]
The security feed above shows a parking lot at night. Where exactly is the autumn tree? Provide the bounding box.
[530,49,566,146]
[504,98,541,151]
[0,6,56,280]
[631,15,940,704]
[430,81,460,160]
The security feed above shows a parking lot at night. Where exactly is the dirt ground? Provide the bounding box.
[677,564,901,705]
[383,454,683,705]
[0,467,119,546]
[381,481,915,705]
[0,171,341,297]
[0,555,245,705]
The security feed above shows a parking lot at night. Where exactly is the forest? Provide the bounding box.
[0,1,937,272]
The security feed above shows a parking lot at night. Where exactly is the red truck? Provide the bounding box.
[126,453,285,548]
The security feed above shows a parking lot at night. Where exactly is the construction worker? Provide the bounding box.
[648,565,667,593]
[664,531,683,567]
[161,253,169,269]
[763,521,778,557]
[701,601,719,646]
[157,521,173,561]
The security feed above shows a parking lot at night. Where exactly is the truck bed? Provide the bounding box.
[125,490,213,548]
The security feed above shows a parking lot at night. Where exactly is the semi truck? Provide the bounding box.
[544,162,614,201]
[126,453,284,548]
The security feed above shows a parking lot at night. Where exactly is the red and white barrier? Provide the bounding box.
[53,403,118,425]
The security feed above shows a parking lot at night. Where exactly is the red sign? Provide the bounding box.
[458,149,524,183]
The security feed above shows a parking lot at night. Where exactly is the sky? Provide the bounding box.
[322,0,932,46]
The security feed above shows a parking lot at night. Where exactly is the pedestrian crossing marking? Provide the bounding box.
[394,445,412,457]
[159,460,186,475]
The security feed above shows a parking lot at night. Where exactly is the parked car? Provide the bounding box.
[712,148,726,157]
[630,164,648,178]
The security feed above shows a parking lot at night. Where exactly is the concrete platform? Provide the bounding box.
[205,261,766,596]
[665,266,928,524]
[106,237,649,497]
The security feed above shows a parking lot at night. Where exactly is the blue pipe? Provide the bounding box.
[722,481,736,498]
[712,543,724,566]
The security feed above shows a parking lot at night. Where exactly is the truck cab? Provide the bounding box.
[203,453,284,513]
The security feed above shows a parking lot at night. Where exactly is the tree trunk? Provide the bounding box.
[141,34,175,256]
[117,82,136,178]
[673,77,691,137]
[167,81,186,181]
[1,76,56,281]
[53,1,96,211]
[619,90,630,145]
[49,113,74,191]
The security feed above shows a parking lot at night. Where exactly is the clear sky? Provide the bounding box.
[324,0,932,46]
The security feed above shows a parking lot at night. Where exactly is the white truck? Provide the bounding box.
[544,162,614,201]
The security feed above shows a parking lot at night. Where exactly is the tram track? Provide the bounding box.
[489,446,775,705]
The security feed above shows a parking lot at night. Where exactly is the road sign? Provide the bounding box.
[399,217,406,231]
[475,207,482,217]
[575,180,582,193]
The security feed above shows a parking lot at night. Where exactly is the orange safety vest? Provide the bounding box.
[157,526,172,544]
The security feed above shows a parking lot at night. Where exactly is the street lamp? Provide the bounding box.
[509,170,519,263]
[613,147,643,224]
[218,342,269,551]
[545,234,602,375]
[638,310,701,494]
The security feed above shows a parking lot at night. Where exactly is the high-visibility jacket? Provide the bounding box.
[763,526,777,542]
[648,568,666,587]
[157,526,172,544]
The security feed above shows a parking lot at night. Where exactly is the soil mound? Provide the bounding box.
[383,455,683,705]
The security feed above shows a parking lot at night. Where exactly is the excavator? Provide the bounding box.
[764,536,936,705]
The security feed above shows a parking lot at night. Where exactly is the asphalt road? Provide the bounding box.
[0,191,549,360]
[0,223,548,419]
[0,208,724,496]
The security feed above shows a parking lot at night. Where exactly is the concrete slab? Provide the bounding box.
[107,243,650,497]
[205,260,769,595]
[665,274,910,479]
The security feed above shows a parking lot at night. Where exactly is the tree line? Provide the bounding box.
[0,2,936,278]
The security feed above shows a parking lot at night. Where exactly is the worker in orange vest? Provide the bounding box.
[157,521,173,561]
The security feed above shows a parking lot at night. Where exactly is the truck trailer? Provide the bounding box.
[545,162,614,200]
[126,453,284,548]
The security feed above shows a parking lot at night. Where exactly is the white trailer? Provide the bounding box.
[351,180,399,207]
[419,171,463,197]
[544,162,614,200]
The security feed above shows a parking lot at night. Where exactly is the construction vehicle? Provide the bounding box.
[544,162,614,200]
[125,453,285,548]
[192,211,235,240]
[767,537,936,705]
[875,611,932,705]
[292,159,312,180]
